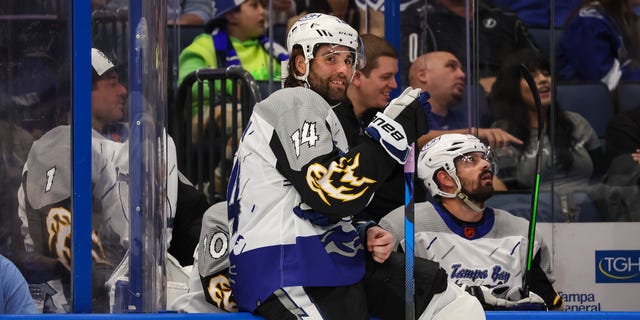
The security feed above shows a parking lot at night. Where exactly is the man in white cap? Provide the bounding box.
[16,48,131,313]
[91,48,128,141]
[17,48,186,313]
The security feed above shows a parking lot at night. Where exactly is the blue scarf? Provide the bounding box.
[211,28,289,68]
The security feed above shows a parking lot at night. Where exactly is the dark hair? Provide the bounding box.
[488,48,575,171]
[358,34,398,77]
[283,45,306,88]
[204,5,243,34]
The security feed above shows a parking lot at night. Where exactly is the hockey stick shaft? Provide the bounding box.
[519,64,544,296]
[404,143,416,320]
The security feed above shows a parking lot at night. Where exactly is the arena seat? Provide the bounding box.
[527,27,563,57]
[570,191,603,222]
[556,82,614,139]
[616,81,640,112]
[486,191,565,222]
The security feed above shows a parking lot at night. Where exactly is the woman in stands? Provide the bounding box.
[557,0,640,90]
[487,49,605,193]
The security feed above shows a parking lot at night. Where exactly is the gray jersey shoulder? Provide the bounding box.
[380,201,536,247]
[250,87,349,172]
[25,126,116,210]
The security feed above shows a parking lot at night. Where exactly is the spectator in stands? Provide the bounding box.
[179,0,289,114]
[0,254,37,314]
[290,0,361,33]
[353,0,393,36]
[334,33,427,221]
[487,48,605,191]
[170,0,215,25]
[173,0,296,26]
[409,51,522,151]
[558,0,640,91]
[400,0,539,92]
[490,0,582,27]
[93,0,217,26]
[596,105,640,221]
[379,133,564,311]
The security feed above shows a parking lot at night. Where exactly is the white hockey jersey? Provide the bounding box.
[379,201,555,302]
[227,87,400,312]
[17,126,129,312]
[17,125,179,312]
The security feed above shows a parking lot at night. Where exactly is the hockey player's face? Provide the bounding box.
[455,152,494,202]
[308,44,354,105]
[92,71,127,131]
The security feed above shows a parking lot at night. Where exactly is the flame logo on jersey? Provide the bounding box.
[46,207,113,271]
[47,208,72,271]
[306,153,376,205]
[207,274,238,312]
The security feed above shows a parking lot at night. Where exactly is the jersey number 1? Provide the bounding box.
[45,167,56,192]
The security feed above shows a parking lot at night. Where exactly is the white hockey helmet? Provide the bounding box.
[287,13,366,81]
[417,133,488,198]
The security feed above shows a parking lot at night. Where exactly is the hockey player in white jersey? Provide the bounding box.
[379,133,564,310]
[17,126,129,313]
[227,13,484,319]
[17,48,184,312]
[169,201,236,313]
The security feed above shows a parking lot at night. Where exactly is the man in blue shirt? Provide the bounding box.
[409,51,522,151]
[0,254,37,314]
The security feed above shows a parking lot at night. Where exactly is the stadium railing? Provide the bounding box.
[169,66,261,203]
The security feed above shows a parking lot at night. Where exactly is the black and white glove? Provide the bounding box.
[365,87,422,164]
[462,285,548,311]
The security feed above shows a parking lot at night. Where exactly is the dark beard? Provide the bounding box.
[460,171,495,203]
[464,185,494,204]
[308,73,347,105]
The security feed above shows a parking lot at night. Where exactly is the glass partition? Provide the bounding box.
[394,0,640,312]
[0,0,170,313]
[395,0,640,224]
[0,0,75,312]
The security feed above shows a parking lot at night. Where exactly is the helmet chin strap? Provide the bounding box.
[295,59,311,85]
[456,190,485,213]
[450,174,485,213]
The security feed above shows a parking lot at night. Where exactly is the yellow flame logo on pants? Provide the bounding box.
[207,274,238,312]
[306,153,376,205]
